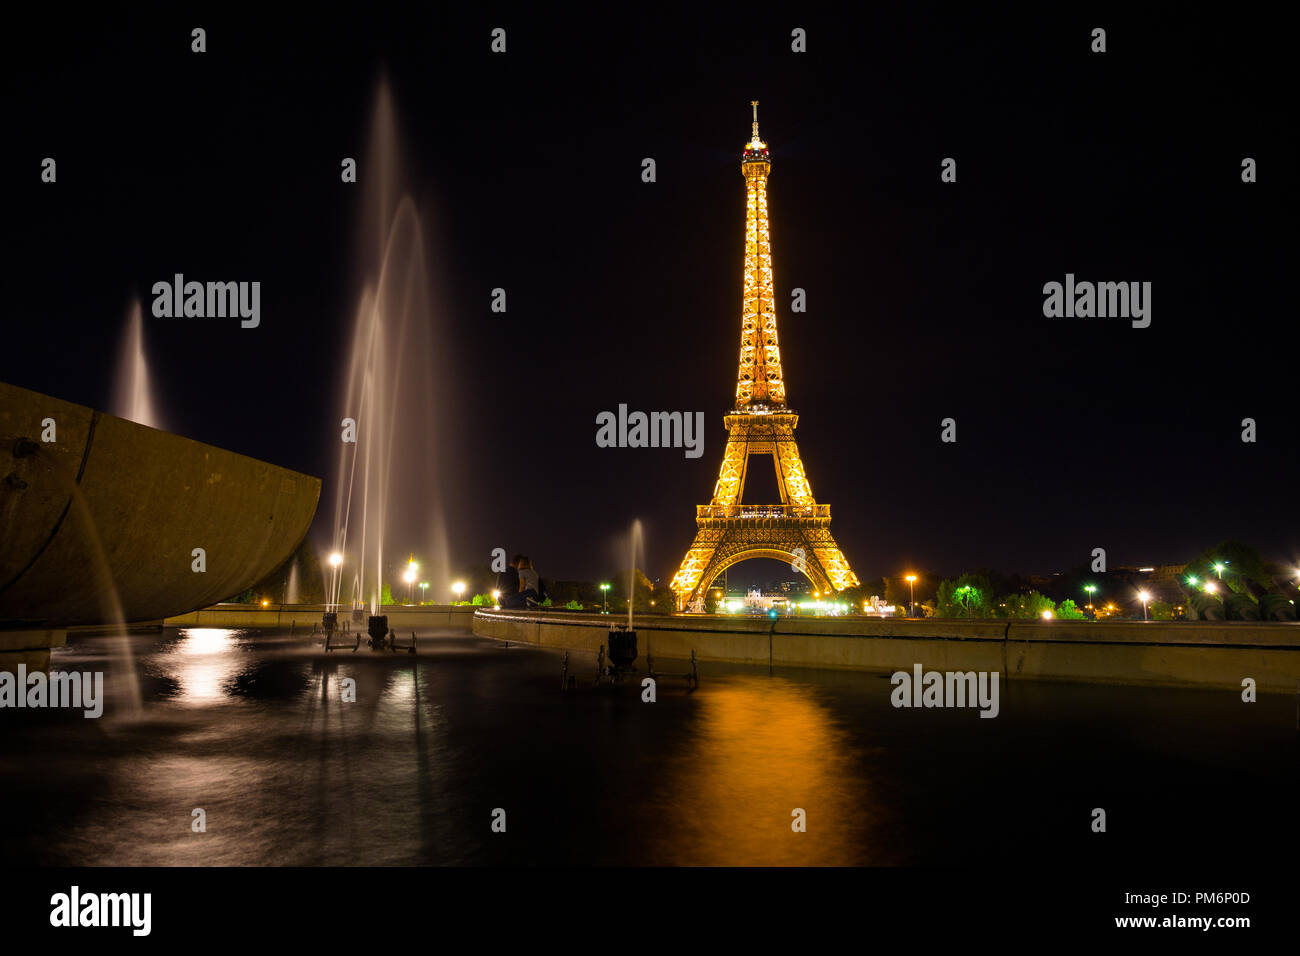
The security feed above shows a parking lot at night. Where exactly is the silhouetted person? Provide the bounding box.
[498,554,526,609]
[517,556,540,606]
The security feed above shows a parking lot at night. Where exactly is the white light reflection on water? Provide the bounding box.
[167,628,244,704]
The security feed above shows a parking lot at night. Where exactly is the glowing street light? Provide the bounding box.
[600,582,610,613]
[419,581,428,603]
[1138,590,1151,621]
[451,580,466,602]
[1083,584,1096,610]
[403,567,417,604]
[329,552,343,568]
[905,574,917,618]
[1041,609,1053,621]
[1204,581,1218,594]
[1186,575,1198,587]
[1213,562,1227,579]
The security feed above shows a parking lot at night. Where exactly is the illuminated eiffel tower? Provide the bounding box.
[670,102,859,611]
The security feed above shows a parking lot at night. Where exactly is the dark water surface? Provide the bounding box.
[1,626,1295,866]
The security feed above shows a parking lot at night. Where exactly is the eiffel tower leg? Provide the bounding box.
[802,527,859,592]
[670,527,724,610]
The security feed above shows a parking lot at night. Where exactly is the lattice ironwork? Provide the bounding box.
[671,103,859,611]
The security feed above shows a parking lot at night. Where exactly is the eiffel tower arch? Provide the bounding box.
[671,103,859,611]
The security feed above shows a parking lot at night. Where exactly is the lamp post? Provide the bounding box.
[1138,590,1151,621]
[905,574,917,618]
[419,581,428,604]
[1083,584,1096,612]
[600,583,610,613]
[1213,562,1227,579]
[404,568,416,604]
[452,581,466,603]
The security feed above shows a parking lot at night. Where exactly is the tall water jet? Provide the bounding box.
[112,298,161,430]
[328,79,449,616]
[628,519,643,630]
[601,519,644,677]
[285,558,300,605]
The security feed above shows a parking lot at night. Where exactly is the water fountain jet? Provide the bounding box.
[112,298,161,430]
[326,79,449,624]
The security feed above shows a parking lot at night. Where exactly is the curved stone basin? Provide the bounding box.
[0,381,320,627]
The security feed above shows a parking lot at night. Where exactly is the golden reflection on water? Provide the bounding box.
[646,676,873,865]
[168,628,242,704]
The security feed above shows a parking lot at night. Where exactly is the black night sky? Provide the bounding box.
[4,6,1296,588]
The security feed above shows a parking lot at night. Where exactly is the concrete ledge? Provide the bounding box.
[472,610,1300,692]
[0,628,67,672]
[165,603,477,631]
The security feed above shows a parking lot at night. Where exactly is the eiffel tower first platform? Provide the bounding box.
[670,103,860,612]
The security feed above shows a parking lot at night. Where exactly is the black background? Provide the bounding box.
[4,4,1295,587]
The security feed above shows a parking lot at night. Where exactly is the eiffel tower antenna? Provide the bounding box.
[670,104,859,611]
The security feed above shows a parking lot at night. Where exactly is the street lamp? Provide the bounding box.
[329,552,343,568]
[419,581,428,604]
[1204,581,1218,594]
[1138,590,1151,621]
[403,567,416,604]
[452,580,466,603]
[1083,584,1096,610]
[600,582,610,613]
[905,574,917,618]
[1213,562,1227,579]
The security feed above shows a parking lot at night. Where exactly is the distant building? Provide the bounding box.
[722,588,789,613]
[778,579,812,598]
[861,595,899,618]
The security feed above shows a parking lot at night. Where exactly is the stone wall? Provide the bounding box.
[472,610,1300,692]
